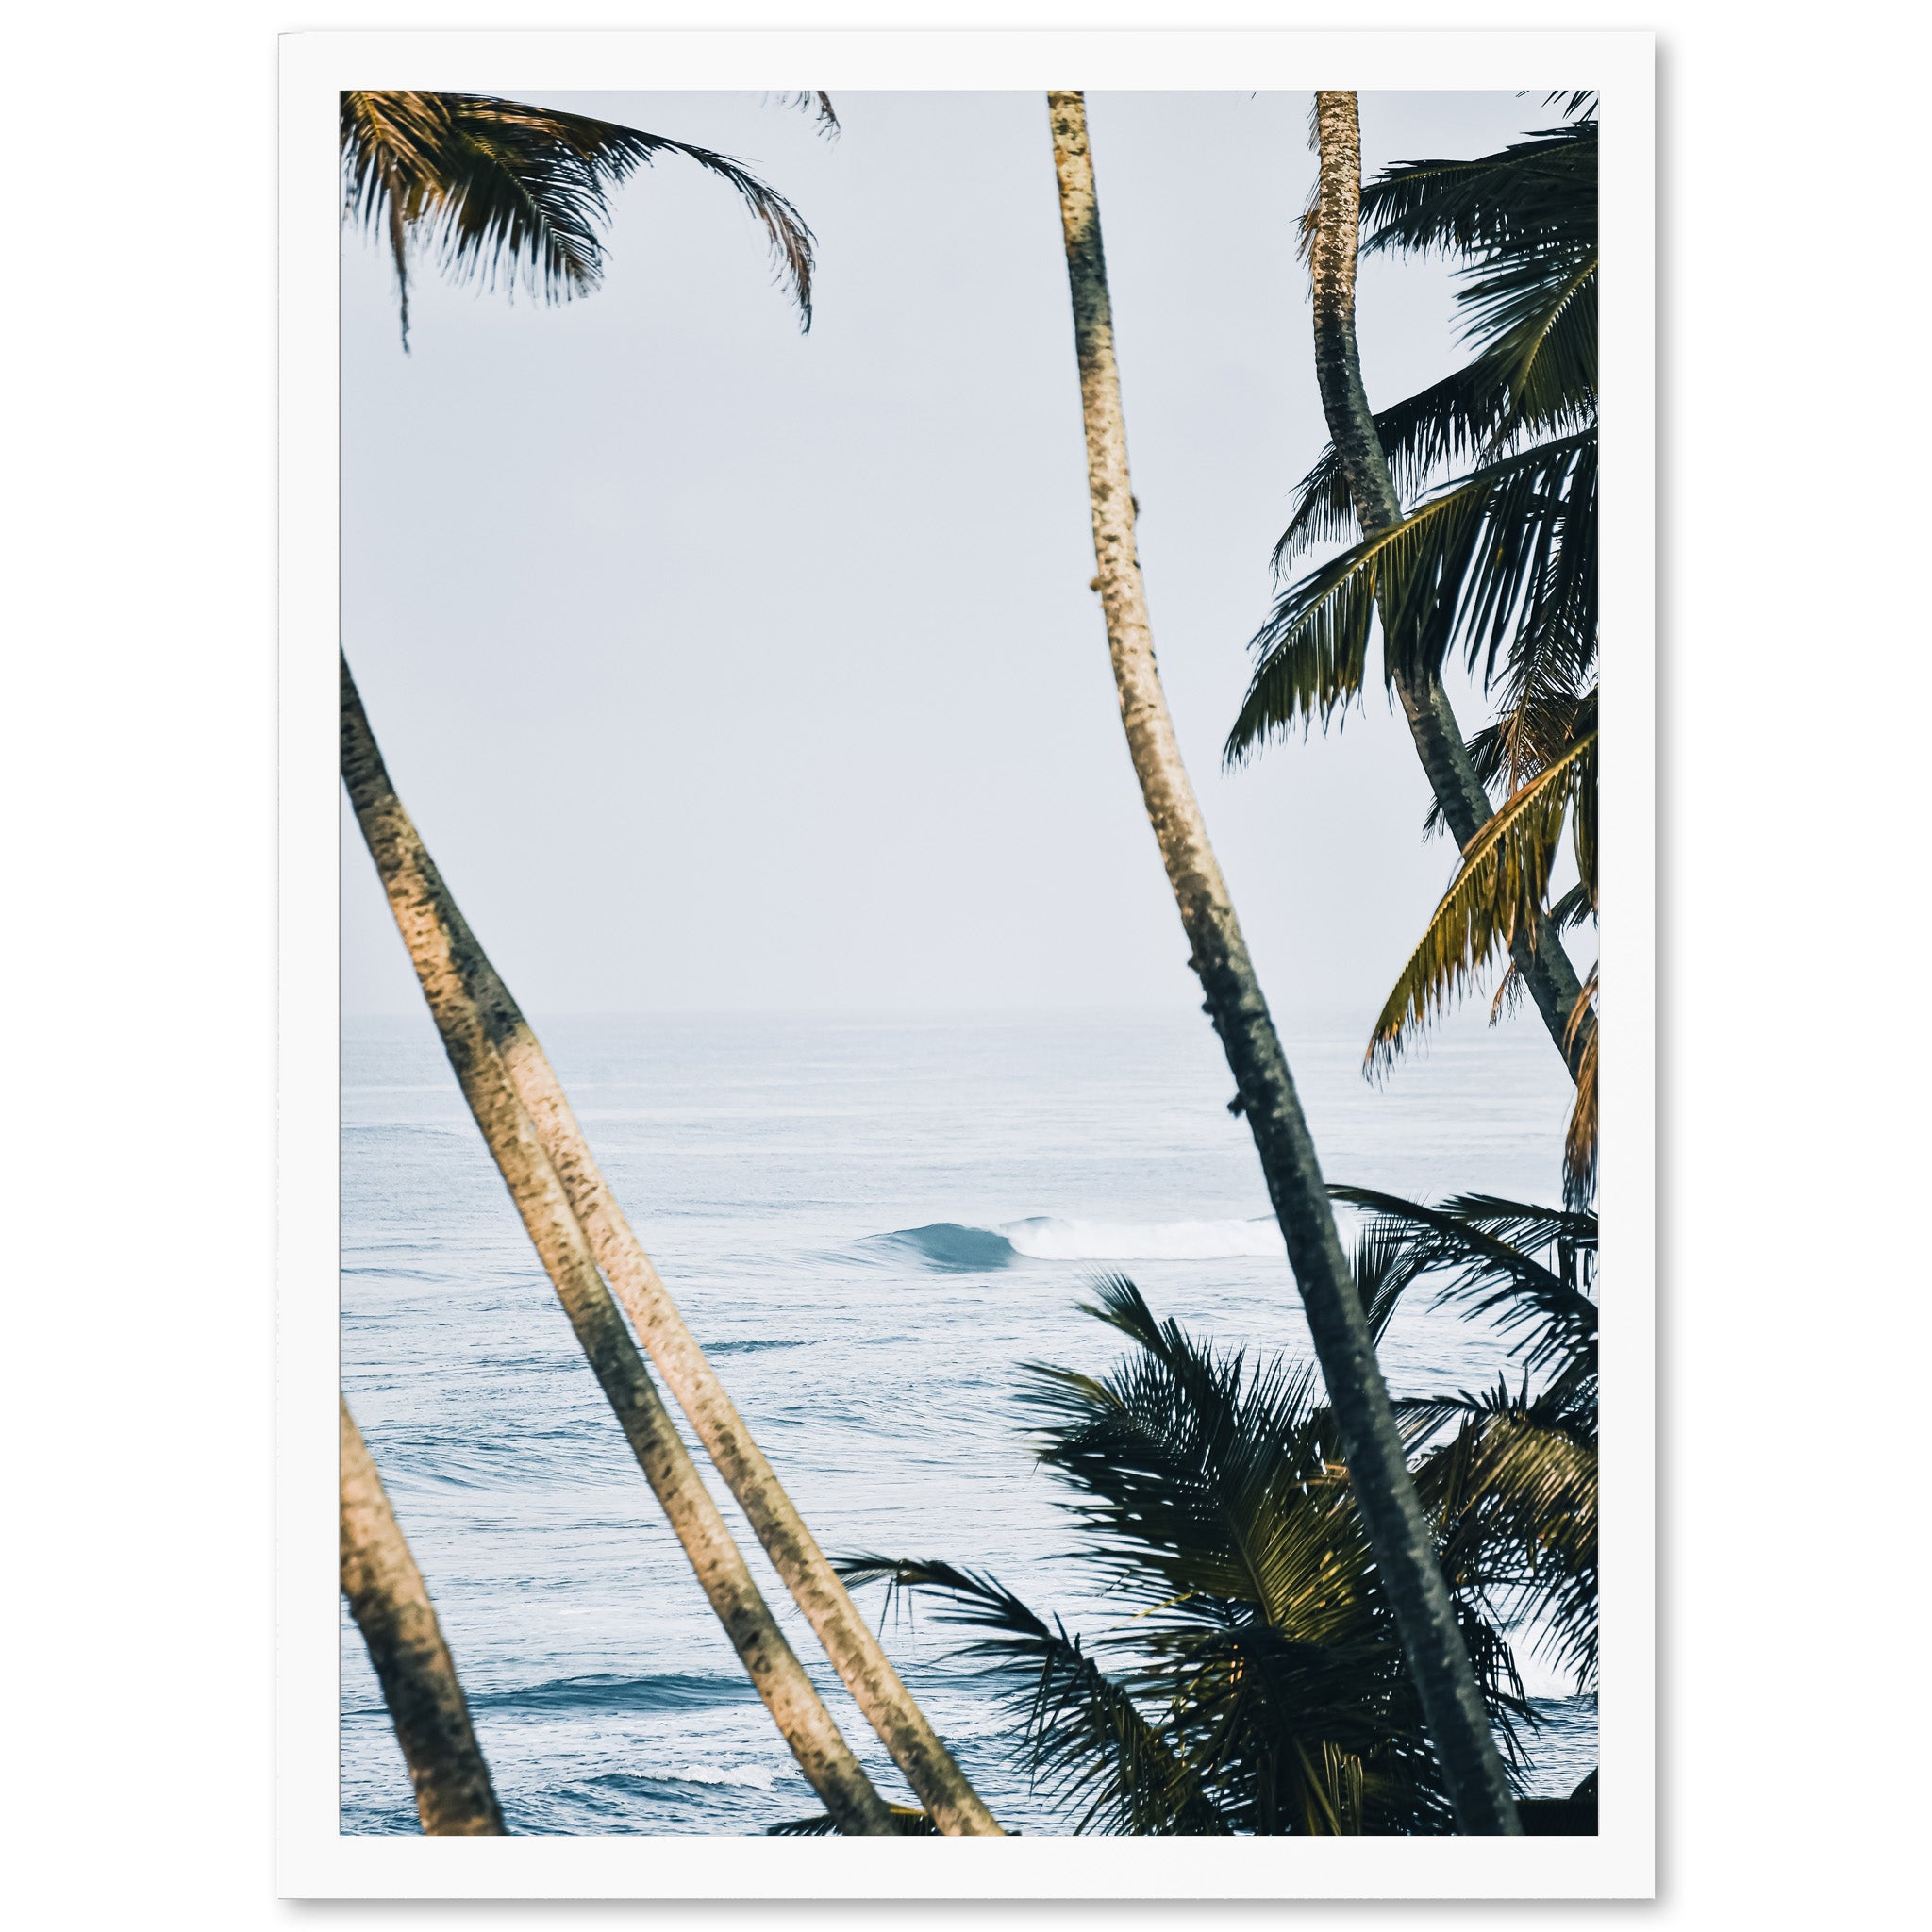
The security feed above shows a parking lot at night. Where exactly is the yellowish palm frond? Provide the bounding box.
[1562,972,1598,1208]
[1369,715,1596,1074]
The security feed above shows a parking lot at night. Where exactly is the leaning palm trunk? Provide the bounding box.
[1308,92,1592,1085]
[341,658,894,1837]
[438,931,1004,1836]
[341,656,1000,1837]
[340,1395,505,1834]
[1045,91,1520,1836]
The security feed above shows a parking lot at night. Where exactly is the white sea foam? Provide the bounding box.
[1001,1215,1286,1261]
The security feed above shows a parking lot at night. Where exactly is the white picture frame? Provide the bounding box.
[281,25,1654,1899]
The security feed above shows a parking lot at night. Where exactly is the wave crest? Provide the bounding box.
[860,1216,1284,1269]
[1004,1216,1284,1260]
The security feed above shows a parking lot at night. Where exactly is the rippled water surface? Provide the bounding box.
[341,1009,1597,1835]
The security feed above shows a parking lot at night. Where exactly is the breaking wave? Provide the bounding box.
[860,1216,1285,1270]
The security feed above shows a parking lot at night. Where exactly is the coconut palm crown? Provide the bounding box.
[832,1277,1535,1836]
[341,90,817,346]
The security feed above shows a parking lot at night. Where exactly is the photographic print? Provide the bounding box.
[283,28,1654,1899]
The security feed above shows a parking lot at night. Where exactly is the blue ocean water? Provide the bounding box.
[341,1008,1598,1835]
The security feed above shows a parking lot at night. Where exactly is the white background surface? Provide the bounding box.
[3,0,1923,1926]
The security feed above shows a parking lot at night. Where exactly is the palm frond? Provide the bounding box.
[1228,434,1595,766]
[1563,972,1600,1209]
[767,91,840,138]
[834,1555,1227,1834]
[341,90,815,345]
[1410,1385,1598,1690]
[1019,1278,1347,1633]
[1458,243,1597,431]
[1330,1186,1597,1383]
[1367,712,1596,1068]
[1359,122,1597,264]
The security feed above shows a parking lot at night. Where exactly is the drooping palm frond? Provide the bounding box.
[1229,439,1594,763]
[1366,709,1596,1072]
[766,91,841,138]
[341,90,816,345]
[1332,1187,1597,1384]
[834,1555,1227,1834]
[1358,121,1597,265]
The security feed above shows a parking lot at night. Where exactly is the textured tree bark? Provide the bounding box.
[341,659,894,1838]
[1046,91,1521,1836]
[340,656,1004,1840]
[341,1396,506,1835]
[1308,91,1593,1084]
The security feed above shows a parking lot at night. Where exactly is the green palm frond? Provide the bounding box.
[1275,304,1593,573]
[1019,1277,1345,1632]
[1359,121,1596,264]
[1332,1187,1597,1384]
[341,90,815,346]
[1457,243,1597,434]
[834,1555,1227,1834]
[1367,711,1596,1070]
[1228,436,1594,763]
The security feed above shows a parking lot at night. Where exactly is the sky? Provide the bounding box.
[341,89,1568,1029]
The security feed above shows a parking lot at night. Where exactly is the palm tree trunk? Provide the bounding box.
[1308,90,1592,1082]
[340,659,895,1838]
[1045,90,1521,1836]
[340,1395,506,1835]
[340,656,1004,1839]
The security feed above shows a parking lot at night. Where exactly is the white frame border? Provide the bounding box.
[280,27,1655,1900]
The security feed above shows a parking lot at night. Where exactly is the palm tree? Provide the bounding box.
[340,1395,505,1835]
[1226,94,1596,1104]
[341,658,1002,1835]
[829,1277,1533,1835]
[1044,89,1519,1835]
[341,90,817,346]
[341,661,898,1837]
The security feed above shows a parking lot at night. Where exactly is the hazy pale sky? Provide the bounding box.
[341,89,1565,1030]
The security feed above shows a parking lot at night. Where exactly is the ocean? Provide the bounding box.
[341,1008,1598,1836]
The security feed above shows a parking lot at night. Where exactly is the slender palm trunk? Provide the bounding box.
[340,1396,505,1835]
[340,657,1002,1840]
[1308,91,1592,1082]
[341,659,894,1837]
[1045,91,1520,1836]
